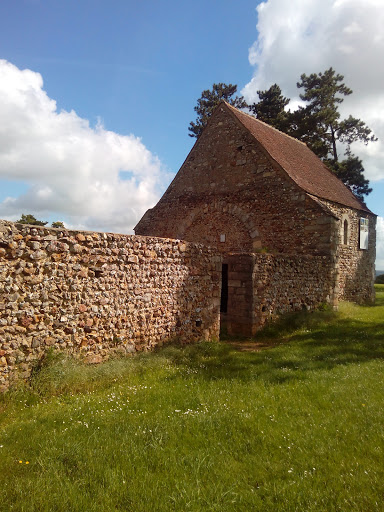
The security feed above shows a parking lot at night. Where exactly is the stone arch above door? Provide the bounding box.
[181,203,262,254]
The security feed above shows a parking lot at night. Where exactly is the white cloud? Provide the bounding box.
[243,0,384,266]
[243,0,384,179]
[244,0,384,104]
[0,59,166,233]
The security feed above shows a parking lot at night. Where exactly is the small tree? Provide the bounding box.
[188,83,247,138]
[16,214,48,226]
[51,221,65,229]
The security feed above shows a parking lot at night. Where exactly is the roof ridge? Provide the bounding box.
[222,100,308,147]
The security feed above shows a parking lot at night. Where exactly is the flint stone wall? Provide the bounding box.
[0,220,221,390]
[225,253,336,336]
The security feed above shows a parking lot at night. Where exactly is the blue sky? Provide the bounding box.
[0,0,383,266]
[0,0,258,171]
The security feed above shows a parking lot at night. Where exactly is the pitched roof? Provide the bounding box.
[223,102,372,214]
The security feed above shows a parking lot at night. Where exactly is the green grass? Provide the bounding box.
[1,285,384,511]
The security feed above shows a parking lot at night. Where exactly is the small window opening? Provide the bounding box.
[220,234,226,243]
[195,320,202,328]
[359,218,369,249]
[343,219,348,245]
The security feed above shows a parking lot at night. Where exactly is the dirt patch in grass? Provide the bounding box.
[224,339,277,352]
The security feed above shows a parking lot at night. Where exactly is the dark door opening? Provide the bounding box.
[220,264,228,313]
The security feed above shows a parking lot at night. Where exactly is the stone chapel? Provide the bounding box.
[135,101,376,335]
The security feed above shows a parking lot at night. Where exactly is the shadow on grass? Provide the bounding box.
[8,286,383,399]
[160,290,384,385]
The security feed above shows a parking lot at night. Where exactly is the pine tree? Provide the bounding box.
[188,83,247,138]
[249,84,290,131]
[292,68,377,200]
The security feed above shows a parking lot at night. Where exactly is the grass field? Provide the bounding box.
[1,285,384,511]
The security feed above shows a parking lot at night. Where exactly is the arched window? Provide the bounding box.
[343,219,348,245]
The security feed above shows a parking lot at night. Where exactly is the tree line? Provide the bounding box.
[16,214,65,228]
[188,68,377,201]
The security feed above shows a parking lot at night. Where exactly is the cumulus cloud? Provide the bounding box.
[243,0,384,265]
[0,59,166,233]
[242,0,384,181]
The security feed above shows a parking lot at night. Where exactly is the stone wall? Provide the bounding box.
[317,199,376,303]
[0,221,221,390]
[225,253,336,336]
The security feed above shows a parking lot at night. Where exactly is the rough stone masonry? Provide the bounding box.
[0,220,221,391]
